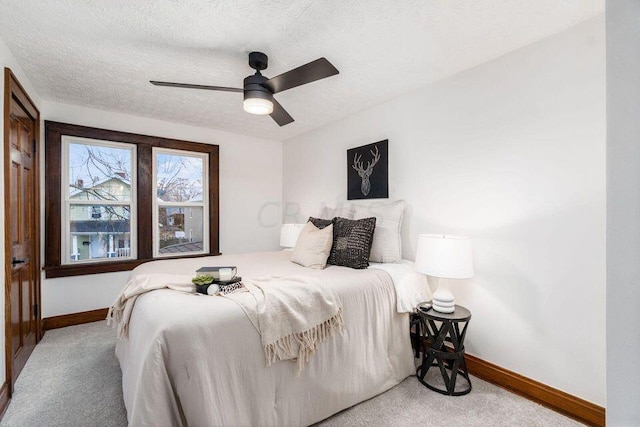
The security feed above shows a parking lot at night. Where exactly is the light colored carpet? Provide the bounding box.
[0,321,582,427]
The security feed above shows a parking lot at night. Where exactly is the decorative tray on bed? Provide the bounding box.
[193,267,241,294]
[194,278,243,295]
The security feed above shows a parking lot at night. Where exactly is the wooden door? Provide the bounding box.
[4,68,41,391]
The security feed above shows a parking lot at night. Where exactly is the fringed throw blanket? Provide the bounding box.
[107,274,194,338]
[225,276,344,373]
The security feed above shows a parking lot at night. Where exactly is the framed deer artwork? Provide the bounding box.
[347,139,389,200]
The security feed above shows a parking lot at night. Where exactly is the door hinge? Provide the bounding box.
[33,304,38,318]
[33,139,36,153]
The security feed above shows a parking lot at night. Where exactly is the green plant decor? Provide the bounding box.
[192,274,215,286]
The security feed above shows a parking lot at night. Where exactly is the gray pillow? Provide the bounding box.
[309,217,332,229]
[318,204,355,220]
[354,200,406,263]
[327,217,377,269]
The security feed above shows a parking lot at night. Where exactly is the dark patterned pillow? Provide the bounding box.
[308,217,333,230]
[327,217,376,269]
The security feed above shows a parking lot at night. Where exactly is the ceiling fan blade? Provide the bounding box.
[270,98,294,126]
[150,81,243,93]
[262,58,339,94]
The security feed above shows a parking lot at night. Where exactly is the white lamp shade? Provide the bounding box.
[415,234,474,279]
[280,223,305,248]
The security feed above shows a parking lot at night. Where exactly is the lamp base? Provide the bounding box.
[432,300,455,313]
[432,279,455,314]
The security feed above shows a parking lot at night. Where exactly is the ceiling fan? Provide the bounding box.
[150,52,339,127]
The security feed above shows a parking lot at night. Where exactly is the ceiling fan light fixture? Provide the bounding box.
[243,97,273,115]
[151,52,339,126]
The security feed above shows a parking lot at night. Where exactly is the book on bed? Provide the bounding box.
[195,266,237,281]
[214,277,242,286]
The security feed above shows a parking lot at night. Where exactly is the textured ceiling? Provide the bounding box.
[1,0,603,141]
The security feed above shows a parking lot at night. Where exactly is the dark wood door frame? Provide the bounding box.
[3,68,42,397]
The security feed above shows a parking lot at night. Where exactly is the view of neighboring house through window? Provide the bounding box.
[63,136,136,264]
[153,148,208,257]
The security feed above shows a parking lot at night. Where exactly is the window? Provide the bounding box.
[62,136,137,264]
[45,121,219,278]
[153,148,208,257]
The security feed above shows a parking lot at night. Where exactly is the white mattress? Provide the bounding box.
[116,251,423,426]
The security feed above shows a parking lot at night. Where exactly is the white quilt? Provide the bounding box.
[115,251,431,426]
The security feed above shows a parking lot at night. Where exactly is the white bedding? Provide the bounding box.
[116,251,431,426]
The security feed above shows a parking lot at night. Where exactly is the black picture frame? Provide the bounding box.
[347,139,389,200]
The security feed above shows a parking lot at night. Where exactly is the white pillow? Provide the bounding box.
[318,204,355,220]
[354,200,406,263]
[291,222,334,269]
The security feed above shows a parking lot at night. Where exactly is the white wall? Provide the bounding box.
[40,101,283,317]
[606,1,640,424]
[0,37,43,387]
[283,17,606,405]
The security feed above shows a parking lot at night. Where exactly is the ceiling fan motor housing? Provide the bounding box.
[243,74,273,102]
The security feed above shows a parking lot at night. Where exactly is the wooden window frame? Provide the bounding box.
[61,136,138,265]
[44,121,220,278]
[152,147,209,258]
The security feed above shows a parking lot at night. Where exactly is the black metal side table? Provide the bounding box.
[415,304,472,396]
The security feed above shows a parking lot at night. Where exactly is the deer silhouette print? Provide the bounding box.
[352,145,380,196]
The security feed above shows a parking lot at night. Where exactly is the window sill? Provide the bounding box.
[43,252,222,278]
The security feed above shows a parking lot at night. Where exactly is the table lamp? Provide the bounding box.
[414,234,474,313]
[279,223,305,249]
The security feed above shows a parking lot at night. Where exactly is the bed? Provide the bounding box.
[115,250,431,426]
